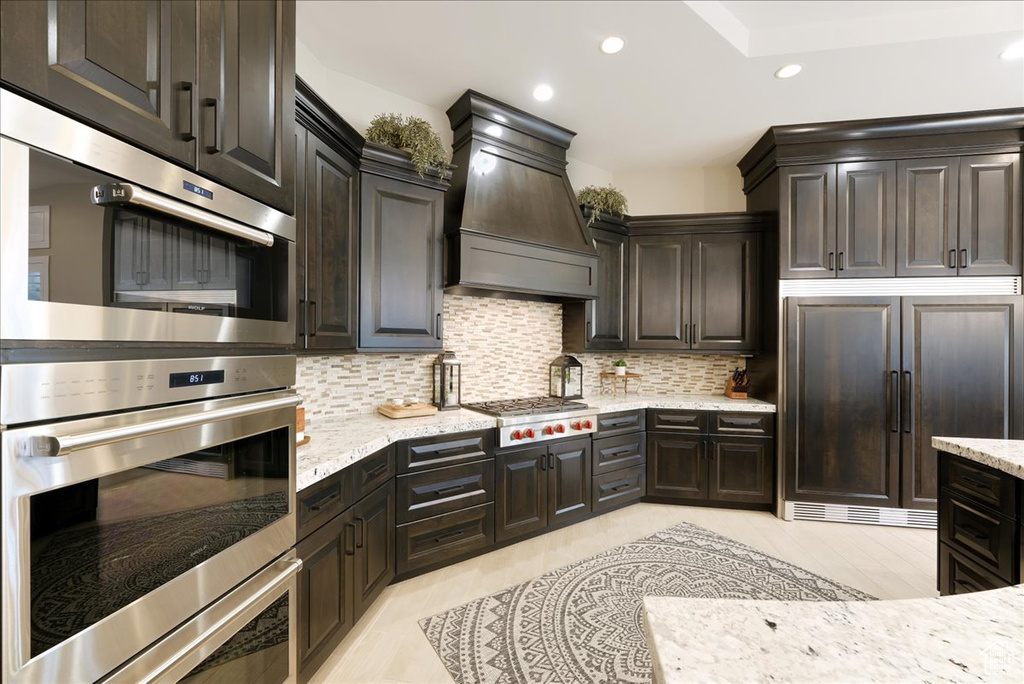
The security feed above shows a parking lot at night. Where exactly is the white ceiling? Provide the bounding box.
[297,1,1024,172]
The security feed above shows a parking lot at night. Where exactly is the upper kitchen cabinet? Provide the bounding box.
[294,78,364,350]
[0,0,296,215]
[627,213,764,354]
[563,209,629,352]
[359,142,450,350]
[0,0,198,165]
[197,0,295,214]
[740,109,1024,280]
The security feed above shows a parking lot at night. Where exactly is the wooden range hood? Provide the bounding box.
[443,90,598,302]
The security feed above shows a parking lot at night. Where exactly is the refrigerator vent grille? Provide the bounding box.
[779,276,1020,298]
[785,501,937,529]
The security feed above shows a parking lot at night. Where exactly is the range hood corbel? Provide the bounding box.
[443,90,598,303]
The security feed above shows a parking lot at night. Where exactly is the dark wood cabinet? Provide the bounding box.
[958,153,1022,276]
[901,297,1023,509]
[351,481,395,620]
[837,161,896,277]
[629,230,759,353]
[785,298,901,507]
[563,218,629,352]
[359,168,445,350]
[646,432,706,500]
[196,0,295,213]
[779,165,836,278]
[0,0,198,165]
[495,437,592,543]
[708,437,773,504]
[897,158,959,277]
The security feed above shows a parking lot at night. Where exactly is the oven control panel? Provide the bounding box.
[498,413,597,448]
[0,355,295,425]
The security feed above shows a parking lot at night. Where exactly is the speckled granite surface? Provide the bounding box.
[645,585,1024,684]
[297,394,777,490]
[932,437,1024,480]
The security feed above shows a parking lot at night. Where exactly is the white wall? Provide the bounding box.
[612,166,746,216]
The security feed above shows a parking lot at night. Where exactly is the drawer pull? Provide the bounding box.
[434,529,465,543]
[602,417,637,427]
[356,517,365,549]
[345,522,356,556]
[363,461,389,479]
[958,525,990,543]
[660,415,693,423]
[602,446,637,458]
[959,475,992,490]
[307,491,340,512]
[605,480,633,493]
[721,417,761,427]
[435,484,465,497]
[954,578,981,594]
[435,445,468,455]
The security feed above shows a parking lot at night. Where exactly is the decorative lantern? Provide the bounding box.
[432,351,462,410]
[549,355,583,400]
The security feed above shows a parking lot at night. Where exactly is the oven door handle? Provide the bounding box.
[92,182,276,247]
[19,394,300,458]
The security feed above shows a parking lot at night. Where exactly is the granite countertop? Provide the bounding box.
[645,584,1024,684]
[297,394,777,490]
[931,437,1024,480]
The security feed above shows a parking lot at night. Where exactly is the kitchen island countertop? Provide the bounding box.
[931,437,1024,480]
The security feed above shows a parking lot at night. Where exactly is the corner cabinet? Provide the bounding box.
[1,0,297,214]
[628,215,762,353]
[359,142,449,350]
[563,209,629,352]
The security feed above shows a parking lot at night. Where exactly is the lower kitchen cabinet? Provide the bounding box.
[496,437,592,543]
[396,502,495,575]
[647,433,706,500]
[351,480,396,618]
[708,437,774,503]
[593,465,646,513]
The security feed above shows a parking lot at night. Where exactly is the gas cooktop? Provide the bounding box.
[463,396,590,417]
[464,397,596,447]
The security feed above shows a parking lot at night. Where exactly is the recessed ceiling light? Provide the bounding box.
[774,64,803,79]
[600,36,625,54]
[533,84,554,101]
[1000,39,1024,60]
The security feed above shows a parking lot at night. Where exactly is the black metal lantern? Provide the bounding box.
[432,351,462,410]
[549,354,583,400]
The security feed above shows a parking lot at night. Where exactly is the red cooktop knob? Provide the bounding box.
[583,420,593,429]
[512,429,523,440]
[543,425,554,435]
[555,424,566,433]
[524,428,535,439]
[571,421,582,430]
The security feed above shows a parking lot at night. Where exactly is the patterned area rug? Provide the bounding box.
[420,521,872,684]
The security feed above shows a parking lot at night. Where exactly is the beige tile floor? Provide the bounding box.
[309,503,938,684]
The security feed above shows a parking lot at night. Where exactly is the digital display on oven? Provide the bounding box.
[169,370,225,388]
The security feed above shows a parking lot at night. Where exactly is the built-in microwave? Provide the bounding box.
[0,88,295,348]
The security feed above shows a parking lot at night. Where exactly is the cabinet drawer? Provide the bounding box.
[647,409,707,433]
[711,412,774,437]
[592,433,646,476]
[397,430,494,473]
[297,468,354,542]
[938,542,1010,596]
[595,410,646,437]
[396,503,494,575]
[940,453,1017,517]
[396,460,495,524]
[352,446,396,501]
[593,465,645,513]
[939,493,1018,583]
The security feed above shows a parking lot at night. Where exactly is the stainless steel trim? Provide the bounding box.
[0,88,294,241]
[19,394,299,457]
[93,183,276,247]
[496,408,597,427]
[779,276,1021,297]
[1,355,296,425]
[103,553,301,684]
[2,391,298,684]
[497,411,597,448]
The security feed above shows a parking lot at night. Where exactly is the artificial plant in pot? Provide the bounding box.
[365,113,451,179]
[577,185,629,226]
[613,359,628,376]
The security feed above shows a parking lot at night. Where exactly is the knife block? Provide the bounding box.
[724,377,748,399]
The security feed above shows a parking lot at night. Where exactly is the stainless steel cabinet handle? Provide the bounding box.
[18,394,300,458]
[179,81,194,141]
[93,183,276,247]
[960,248,968,270]
[205,98,220,153]
[948,249,957,269]
[828,251,835,271]
[436,313,442,340]
[838,251,846,271]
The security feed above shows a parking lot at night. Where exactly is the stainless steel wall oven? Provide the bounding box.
[0,88,295,348]
[1,355,300,683]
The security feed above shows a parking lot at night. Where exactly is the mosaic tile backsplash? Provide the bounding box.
[296,295,745,423]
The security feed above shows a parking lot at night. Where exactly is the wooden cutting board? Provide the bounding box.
[377,402,439,419]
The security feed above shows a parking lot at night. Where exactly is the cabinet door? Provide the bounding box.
[837,161,896,277]
[901,297,1023,510]
[296,509,355,674]
[197,0,295,213]
[629,235,690,349]
[294,126,308,345]
[957,154,1022,276]
[203,234,235,289]
[587,228,628,349]
[785,298,901,507]
[548,437,592,528]
[305,133,359,349]
[173,225,205,290]
[0,0,197,165]
[359,174,444,349]
[495,446,548,543]
[691,232,759,352]
[708,437,773,504]
[896,158,959,276]
[351,481,395,621]
[646,433,707,501]
[779,165,836,279]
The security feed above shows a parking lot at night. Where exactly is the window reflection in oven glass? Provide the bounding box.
[28,428,290,658]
